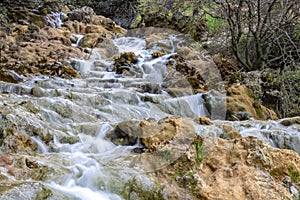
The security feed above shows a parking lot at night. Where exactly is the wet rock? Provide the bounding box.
[226,85,278,121]
[78,33,104,48]
[0,69,24,83]
[220,124,242,139]
[280,117,300,126]
[168,55,207,93]
[0,153,71,187]
[151,51,165,58]
[105,120,141,146]
[202,90,227,120]
[195,116,212,125]
[113,52,138,74]
[31,87,48,97]
[0,127,38,154]
[281,176,300,199]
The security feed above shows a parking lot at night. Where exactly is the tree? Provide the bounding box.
[205,0,300,71]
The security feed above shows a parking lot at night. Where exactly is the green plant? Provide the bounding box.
[276,64,300,117]
[205,14,224,35]
[288,164,299,183]
[205,0,300,71]
[123,177,165,200]
[194,141,205,164]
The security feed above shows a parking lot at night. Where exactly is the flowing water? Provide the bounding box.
[0,33,212,199]
[0,30,299,199]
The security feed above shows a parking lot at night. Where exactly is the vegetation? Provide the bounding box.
[123,177,165,200]
[288,163,299,183]
[194,141,205,164]
[204,0,300,71]
[132,0,204,40]
[275,65,300,117]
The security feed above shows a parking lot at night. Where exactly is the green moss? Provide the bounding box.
[131,13,142,27]
[288,164,299,183]
[253,101,263,118]
[122,177,165,200]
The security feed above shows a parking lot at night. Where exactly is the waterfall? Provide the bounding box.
[1,30,298,199]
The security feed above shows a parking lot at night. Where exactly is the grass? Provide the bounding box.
[288,164,299,183]
[205,14,224,35]
[194,141,205,164]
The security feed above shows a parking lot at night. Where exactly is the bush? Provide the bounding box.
[205,0,300,71]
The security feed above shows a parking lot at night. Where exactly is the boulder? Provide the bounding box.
[79,33,104,48]
[226,85,278,120]
[67,6,96,23]
[0,69,24,83]
[148,135,300,199]
[113,52,138,74]
[0,127,38,154]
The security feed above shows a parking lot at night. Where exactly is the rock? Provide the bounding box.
[113,52,138,74]
[107,117,198,172]
[280,117,300,126]
[220,124,242,139]
[0,3,126,80]
[72,0,137,28]
[105,120,141,146]
[0,69,24,83]
[212,54,239,84]
[226,85,278,121]
[106,116,196,154]
[61,65,80,78]
[195,116,212,125]
[148,135,300,199]
[151,51,165,58]
[67,6,96,23]
[79,33,104,48]
[141,116,194,152]
[0,127,38,154]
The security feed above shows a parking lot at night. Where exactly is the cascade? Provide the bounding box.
[0,31,299,199]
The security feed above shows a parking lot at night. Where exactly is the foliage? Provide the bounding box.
[204,0,300,71]
[131,0,205,40]
[194,141,205,164]
[123,177,165,200]
[275,64,300,117]
[288,164,299,183]
[204,14,224,36]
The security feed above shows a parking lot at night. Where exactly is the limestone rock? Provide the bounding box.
[113,52,138,74]
[0,127,38,154]
[67,6,96,23]
[78,33,104,48]
[280,117,300,126]
[195,116,212,125]
[149,136,300,199]
[105,120,141,146]
[220,124,242,139]
[0,69,24,83]
[226,85,278,120]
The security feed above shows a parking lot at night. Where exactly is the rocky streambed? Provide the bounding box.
[0,2,299,200]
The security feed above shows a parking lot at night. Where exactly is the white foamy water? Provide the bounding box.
[3,33,297,200]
